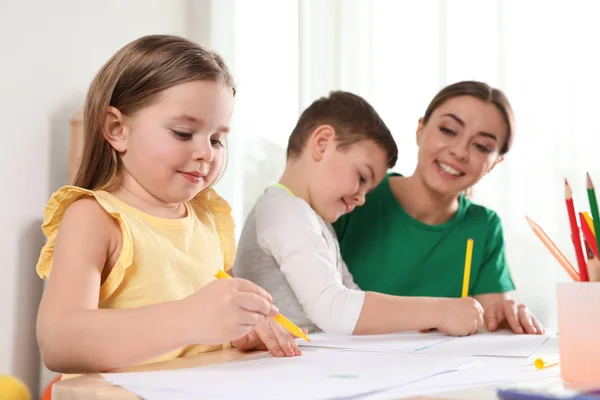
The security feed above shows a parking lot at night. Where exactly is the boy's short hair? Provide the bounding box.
[286,91,398,168]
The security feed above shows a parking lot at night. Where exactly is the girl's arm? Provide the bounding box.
[37,198,275,373]
[37,198,195,373]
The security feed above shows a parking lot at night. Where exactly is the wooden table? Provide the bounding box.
[54,348,567,400]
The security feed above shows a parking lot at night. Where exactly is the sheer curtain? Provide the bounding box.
[367,0,600,330]
[211,0,600,331]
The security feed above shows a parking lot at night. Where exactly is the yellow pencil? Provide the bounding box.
[214,270,310,342]
[583,211,596,236]
[534,356,559,369]
[462,239,474,298]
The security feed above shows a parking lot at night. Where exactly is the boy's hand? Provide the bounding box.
[232,319,304,357]
[436,297,484,336]
[484,300,545,334]
[183,278,278,344]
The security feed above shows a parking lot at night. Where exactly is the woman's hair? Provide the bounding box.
[422,81,514,155]
[74,35,236,190]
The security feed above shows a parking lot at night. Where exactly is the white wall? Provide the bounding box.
[0,0,188,394]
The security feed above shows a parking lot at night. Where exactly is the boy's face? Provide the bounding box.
[309,133,389,223]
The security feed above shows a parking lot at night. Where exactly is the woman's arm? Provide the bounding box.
[474,292,544,334]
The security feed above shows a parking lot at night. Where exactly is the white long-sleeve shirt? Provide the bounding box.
[233,186,365,334]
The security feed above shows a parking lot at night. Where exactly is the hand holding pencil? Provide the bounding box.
[215,270,310,342]
[420,240,483,337]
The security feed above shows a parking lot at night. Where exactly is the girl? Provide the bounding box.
[36,35,300,375]
[334,81,544,335]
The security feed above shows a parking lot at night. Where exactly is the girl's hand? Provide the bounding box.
[484,300,545,334]
[232,319,305,357]
[183,278,278,345]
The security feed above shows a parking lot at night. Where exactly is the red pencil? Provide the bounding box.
[565,179,588,281]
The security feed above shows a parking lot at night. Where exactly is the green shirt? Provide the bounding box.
[333,173,515,297]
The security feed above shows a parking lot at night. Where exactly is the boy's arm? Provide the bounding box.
[256,197,364,335]
[38,199,195,373]
[256,197,482,336]
[338,256,456,335]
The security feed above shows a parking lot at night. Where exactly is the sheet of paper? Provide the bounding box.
[102,348,473,400]
[127,388,222,400]
[363,359,561,399]
[301,331,548,357]
[419,331,549,357]
[300,331,453,352]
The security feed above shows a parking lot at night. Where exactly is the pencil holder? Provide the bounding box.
[557,282,600,385]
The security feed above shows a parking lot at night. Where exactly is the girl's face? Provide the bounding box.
[111,80,234,204]
[415,95,508,197]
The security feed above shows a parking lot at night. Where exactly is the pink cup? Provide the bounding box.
[557,282,600,386]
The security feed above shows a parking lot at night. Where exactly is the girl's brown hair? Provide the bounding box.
[74,35,236,190]
[422,81,515,155]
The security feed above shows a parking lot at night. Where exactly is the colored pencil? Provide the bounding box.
[580,212,598,258]
[565,179,587,279]
[587,256,600,282]
[526,216,580,281]
[586,173,600,258]
[534,356,560,369]
[583,211,595,236]
[462,239,474,297]
[584,238,595,259]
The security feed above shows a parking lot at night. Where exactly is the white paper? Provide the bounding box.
[102,348,473,400]
[301,331,548,357]
[419,331,549,357]
[364,359,561,399]
[300,331,452,351]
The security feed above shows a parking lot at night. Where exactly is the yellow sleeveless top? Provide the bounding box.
[36,185,236,368]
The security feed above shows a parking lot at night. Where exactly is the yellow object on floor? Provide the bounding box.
[0,375,31,400]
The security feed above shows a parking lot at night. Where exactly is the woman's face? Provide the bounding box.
[415,95,508,196]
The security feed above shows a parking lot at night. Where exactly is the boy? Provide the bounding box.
[234,91,484,338]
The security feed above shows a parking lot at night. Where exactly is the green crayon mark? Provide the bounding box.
[328,374,358,379]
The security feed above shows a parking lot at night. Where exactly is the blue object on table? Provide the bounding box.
[497,388,600,400]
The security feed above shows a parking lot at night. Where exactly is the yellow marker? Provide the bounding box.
[462,239,474,298]
[583,211,596,236]
[215,270,310,342]
[534,356,559,369]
